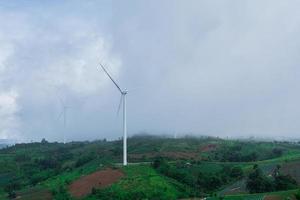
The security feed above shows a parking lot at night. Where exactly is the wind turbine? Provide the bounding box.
[99,63,128,166]
[57,95,70,144]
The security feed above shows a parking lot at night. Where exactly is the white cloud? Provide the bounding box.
[44,37,121,95]
[1,1,300,141]
[0,21,18,139]
[0,42,13,73]
[0,5,122,140]
[0,90,19,139]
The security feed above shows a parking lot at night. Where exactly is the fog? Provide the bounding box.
[1,0,300,142]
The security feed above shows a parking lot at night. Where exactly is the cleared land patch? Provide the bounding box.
[68,168,124,198]
[263,195,281,200]
[280,161,300,184]
[200,144,217,152]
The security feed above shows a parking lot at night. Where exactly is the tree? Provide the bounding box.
[152,157,164,169]
[274,175,297,190]
[41,138,48,144]
[246,167,274,193]
[111,146,122,156]
[8,191,16,199]
[273,165,281,177]
[272,148,283,157]
[242,152,258,162]
[5,181,21,199]
[230,166,243,178]
[75,154,93,167]
[208,176,222,190]
[51,185,71,200]
[295,189,300,200]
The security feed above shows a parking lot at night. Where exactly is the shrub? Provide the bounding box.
[14,154,31,162]
[246,167,274,193]
[272,148,284,157]
[51,185,71,200]
[4,181,21,194]
[8,190,16,199]
[230,166,243,178]
[295,189,300,200]
[274,175,297,190]
[75,154,93,167]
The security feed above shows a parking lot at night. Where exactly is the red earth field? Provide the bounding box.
[68,168,124,198]
[200,144,217,152]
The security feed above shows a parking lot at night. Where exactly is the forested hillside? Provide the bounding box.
[1,136,300,200]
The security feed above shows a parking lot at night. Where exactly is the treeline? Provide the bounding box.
[152,158,243,194]
[213,143,285,162]
[246,164,297,193]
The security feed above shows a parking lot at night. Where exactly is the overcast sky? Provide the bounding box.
[1,0,300,142]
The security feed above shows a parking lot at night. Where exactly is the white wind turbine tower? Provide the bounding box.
[99,63,128,166]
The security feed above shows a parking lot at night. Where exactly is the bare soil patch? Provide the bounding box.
[200,144,217,152]
[263,195,283,200]
[68,168,124,198]
[280,161,300,184]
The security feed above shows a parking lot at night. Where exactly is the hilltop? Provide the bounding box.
[0,135,300,199]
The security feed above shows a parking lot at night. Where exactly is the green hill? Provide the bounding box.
[0,136,300,199]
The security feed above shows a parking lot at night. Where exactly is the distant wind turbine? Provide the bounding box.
[57,95,70,144]
[99,63,128,166]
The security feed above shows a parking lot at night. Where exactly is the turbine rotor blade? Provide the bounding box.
[55,89,66,107]
[99,63,122,93]
[116,95,123,117]
[57,110,64,120]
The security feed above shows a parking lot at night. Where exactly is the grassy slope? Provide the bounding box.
[3,163,194,200]
[43,159,104,190]
[84,165,194,200]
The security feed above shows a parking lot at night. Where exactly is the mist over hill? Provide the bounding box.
[0,139,15,149]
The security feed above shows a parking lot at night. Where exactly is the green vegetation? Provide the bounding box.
[0,135,300,199]
[246,165,297,193]
[152,157,244,194]
[87,165,192,200]
[209,189,299,200]
[295,189,300,200]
